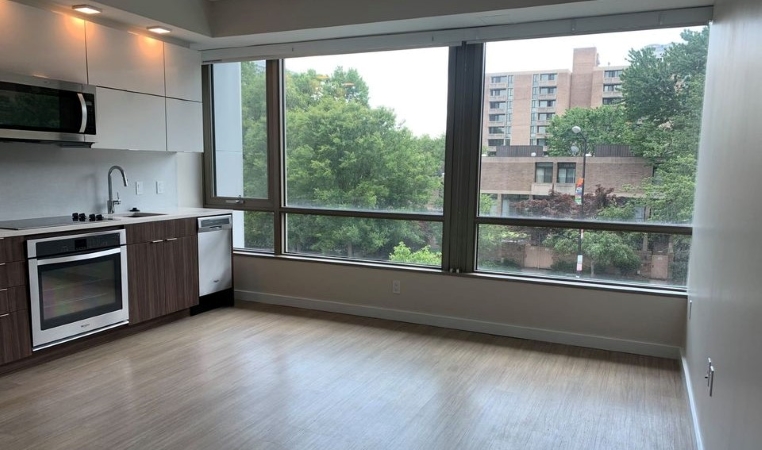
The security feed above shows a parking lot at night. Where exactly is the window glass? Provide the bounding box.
[234,211,274,251]
[283,48,448,214]
[557,163,576,183]
[286,215,443,266]
[535,163,553,183]
[476,225,690,287]
[212,61,268,199]
[481,27,707,225]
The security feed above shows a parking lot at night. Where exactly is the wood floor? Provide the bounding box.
[0,303,695,450]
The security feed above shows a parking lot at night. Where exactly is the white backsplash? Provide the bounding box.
[0,142,182,220]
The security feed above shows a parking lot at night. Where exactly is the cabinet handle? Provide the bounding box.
[0,288,7,292]
[165,238,178,242]
[0,313,9,318]
[150,240,163,244]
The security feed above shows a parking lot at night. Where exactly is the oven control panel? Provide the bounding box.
[28,230,125,259]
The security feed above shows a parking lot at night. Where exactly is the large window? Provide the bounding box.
[206,21,708,289]
[478,26,706,287]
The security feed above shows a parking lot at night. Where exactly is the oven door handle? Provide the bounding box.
[35,247,123,266]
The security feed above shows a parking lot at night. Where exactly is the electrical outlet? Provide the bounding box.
[392,280,401,294]
[156,180,165,194]
[135,181,143,195]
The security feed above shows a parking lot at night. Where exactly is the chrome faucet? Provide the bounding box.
[107,165,128,214]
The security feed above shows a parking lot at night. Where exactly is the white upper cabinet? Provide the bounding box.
[166,98,203,153]
[86,22,166,97]
[0,0,87,83]
[164,43,202,102]
[93,88,166,151]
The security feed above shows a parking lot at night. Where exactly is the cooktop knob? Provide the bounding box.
[72,213,79,221]
[89,214,96,221]
[78,213,86,222]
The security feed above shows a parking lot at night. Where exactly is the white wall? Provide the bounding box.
[235,256,687,357]
[685,0,762,448]
[0,143,190,219]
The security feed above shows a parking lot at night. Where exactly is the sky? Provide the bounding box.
[285,27,703,137]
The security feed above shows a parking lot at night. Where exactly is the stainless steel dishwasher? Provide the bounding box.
[193,214,234,314]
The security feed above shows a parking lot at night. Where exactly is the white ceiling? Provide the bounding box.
[14,0,714,50]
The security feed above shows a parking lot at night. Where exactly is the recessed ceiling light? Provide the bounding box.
[146,26,171,34]
[72,4,102,14]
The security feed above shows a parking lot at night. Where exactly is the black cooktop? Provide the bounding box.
[0,213,110,230]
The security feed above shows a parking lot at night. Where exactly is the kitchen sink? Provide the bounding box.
[116,212,167,218]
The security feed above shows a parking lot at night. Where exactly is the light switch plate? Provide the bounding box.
[135,181,143,195]
[156,181,165,194]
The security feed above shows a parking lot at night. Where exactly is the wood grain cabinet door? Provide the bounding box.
[163,235,199,313]
[0,310,32,365]
[127,241,166,324]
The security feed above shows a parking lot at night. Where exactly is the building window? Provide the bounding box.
[538,100,556,107]
[489,114,506,122]
[488,139,504,146]
[604,69,624,78]
[490,88,506,97]
[602,97,621,105]
[537,113,555,121]
[539,86,557,95]
[489,101,506,109]
[490,75,508,83]
[603,84,621,92]
[535,126,548,134]
[488,126,505,134]
[557,163,576,183]
[539,73,557,81]
[533,138,548,146]
[535,163,553,183]
[507,88,514,99]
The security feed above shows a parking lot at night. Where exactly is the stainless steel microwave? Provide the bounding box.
[0,72,96,145]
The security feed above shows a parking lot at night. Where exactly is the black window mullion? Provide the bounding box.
[267,59,285,255]
[444,43,485,274]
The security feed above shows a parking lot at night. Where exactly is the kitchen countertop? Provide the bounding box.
[0,207,233,238]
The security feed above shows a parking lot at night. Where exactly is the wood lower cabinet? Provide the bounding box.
[127,220,199,325]
[0,310,32,365]
[0,236,31,365]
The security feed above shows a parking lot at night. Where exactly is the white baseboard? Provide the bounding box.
[235,289,681,359]
[681,350,704,450]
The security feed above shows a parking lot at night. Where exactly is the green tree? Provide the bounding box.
[237,66,445,259]
[546,105,634,156]
[620,27,709,223]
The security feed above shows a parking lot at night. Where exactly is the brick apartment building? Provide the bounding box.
[483,47,625,151]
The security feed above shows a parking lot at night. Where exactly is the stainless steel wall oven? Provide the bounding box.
[27,230,128,350]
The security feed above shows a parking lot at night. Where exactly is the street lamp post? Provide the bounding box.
[571,126,589,278]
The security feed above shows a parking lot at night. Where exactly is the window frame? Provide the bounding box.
[535,162,554,184]
[201,11,708,291]
[557,162,577,184]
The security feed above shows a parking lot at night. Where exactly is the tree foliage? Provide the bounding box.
[389,242,442,266]
[546,106,634,156]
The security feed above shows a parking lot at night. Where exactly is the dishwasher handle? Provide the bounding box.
[198,224,232,233]
[198,214,233,232]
